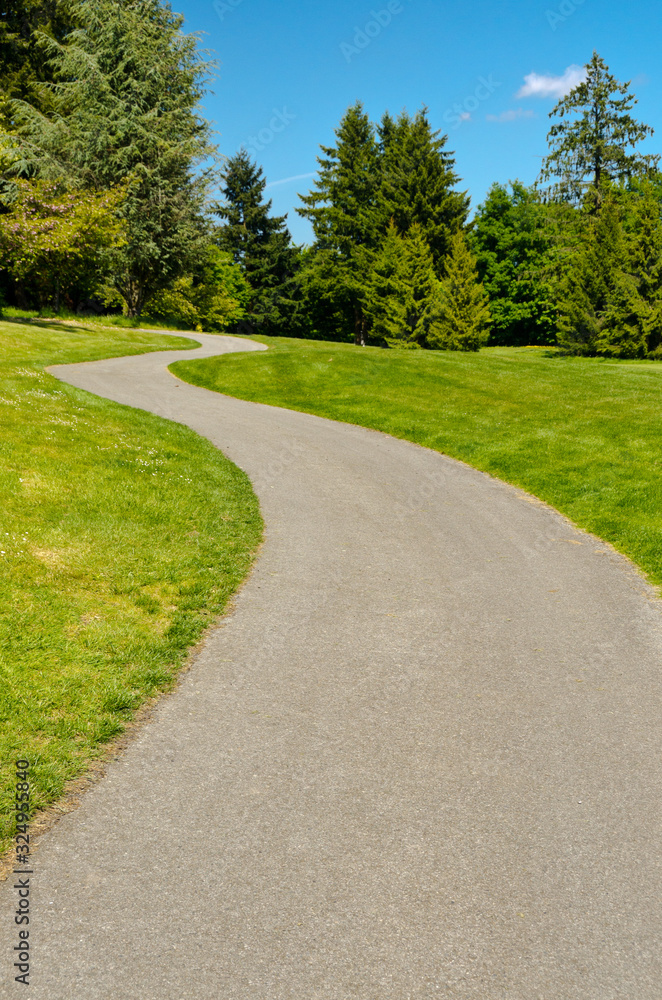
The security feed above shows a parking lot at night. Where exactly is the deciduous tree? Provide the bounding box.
[469,182,556,345]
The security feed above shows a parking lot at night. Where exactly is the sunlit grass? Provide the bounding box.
[173,335,662,589]
[0,320,262,856]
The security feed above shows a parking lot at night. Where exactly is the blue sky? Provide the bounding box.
[178,0,661,245]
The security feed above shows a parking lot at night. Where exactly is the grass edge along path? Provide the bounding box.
[0,321,262,862]
[172,334,662,593]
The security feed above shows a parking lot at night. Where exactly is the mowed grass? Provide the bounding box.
[172,336,662,588]
[0,321,262,857]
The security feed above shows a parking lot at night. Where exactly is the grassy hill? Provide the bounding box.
[0,321,262,860]
[173,336,662,589]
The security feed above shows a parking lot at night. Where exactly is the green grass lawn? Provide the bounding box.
[0,320,262,858]
[2,306,201,333]
[172,336,662,589]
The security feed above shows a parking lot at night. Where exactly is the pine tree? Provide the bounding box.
[297,102,379,344]
[598,270,647,358]
[626,181,662,354]
[376,108,469,271]
[539,52,659,208]
[557,192,630,354]
[365,222,438,348]
[364,222,408,346]
[427,232,491,351]
[215,150,300,335]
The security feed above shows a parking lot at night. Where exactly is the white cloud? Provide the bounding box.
[265,172,316,189]
[516,64,587,99]
[486,108,536,123]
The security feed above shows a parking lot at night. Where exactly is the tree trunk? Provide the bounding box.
[15,280,28,309]
[124,279,146,319]
[53,276,60,313]
[354,305,366,346]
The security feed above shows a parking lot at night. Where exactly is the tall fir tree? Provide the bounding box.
[375,108,469,271]
[215,150,301,335]
[427,232,491,352]
[539,52,659,209]
[297,101,379,344]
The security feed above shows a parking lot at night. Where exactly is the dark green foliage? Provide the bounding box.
[298,102,379,344]
[626,180,662,354]
[540,51,659,208]
[376,108,469,271]
[298,101,379,255]
[427,231,491,351]
[469,182,557,345]
[10,0,215,316]
[215,150,301,335]
[298,102,468,345]
[557,193,632,354]
[0,0,76,110]
[557,182,662,358]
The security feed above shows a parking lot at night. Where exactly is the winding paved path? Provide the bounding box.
[3,333,662,999]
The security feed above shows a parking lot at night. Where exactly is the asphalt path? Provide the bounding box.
[2,333,661,999]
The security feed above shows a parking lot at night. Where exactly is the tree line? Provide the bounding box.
[1,3,661,358]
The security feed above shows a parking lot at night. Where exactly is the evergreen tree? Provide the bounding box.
[469,182,557,345]
[297,102,379,344]
[540,52,659,208]
[626,180,662,354]
[427,232,491,351]
[215,150,300,335]
[0,0,76,111]
[557,192,629,354]
[9,0,214,316]
[363,222,406,345]
[376,108,469,271]
[365,221,438,348]
[598,270,647,358]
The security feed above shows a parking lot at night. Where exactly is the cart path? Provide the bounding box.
[3,332,661,999]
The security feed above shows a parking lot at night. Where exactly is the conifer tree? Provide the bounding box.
[540,52,659,208]
[0,0,76,111]
[626,181,662,354]
[427,232,491,351]
[376,108,469,271]
[365,222,438,348]
[557,192,628,354]
[297,102,379,344]
[364,221,408,346]
[9,0,214,316]
[215,150,300,335]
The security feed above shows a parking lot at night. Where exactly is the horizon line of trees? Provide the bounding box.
[220,51,662,358]
[0,3,661,359]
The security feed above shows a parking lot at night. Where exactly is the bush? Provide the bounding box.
[144,246,250,331]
